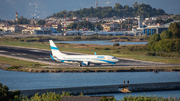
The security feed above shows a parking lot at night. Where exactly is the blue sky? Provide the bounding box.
[0,0,180,20]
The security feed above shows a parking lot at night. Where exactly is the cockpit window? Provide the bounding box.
[112,57,116,59]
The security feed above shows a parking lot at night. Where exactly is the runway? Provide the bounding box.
[0,45,179,68]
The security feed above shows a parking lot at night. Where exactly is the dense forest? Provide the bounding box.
[50,2,167,18]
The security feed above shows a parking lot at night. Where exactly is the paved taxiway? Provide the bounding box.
[0,45,179,68]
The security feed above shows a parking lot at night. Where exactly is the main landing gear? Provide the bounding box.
[79,64,82,67]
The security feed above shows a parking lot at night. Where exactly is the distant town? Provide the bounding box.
[0,2,180,36]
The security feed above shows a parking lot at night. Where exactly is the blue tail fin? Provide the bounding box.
[51,27,58,33]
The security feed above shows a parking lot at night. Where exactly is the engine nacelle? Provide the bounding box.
[81,61,90,66]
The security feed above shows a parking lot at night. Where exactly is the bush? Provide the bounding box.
[128,46,134,51]
[104,47,110,50]
[112,49,120,53]
[139,38,143,41]
[146,52,156,56]
[94,47,101,50]
[148,33,161,43]
[113,43,120,46]
[6,66,20,70]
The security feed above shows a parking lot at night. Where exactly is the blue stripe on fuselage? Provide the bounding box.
[54,58,116,65]
[51,46,59,50]
[98,59,116,64]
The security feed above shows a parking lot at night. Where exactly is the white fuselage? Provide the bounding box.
[55,55,119,64]
[49,40,119,66]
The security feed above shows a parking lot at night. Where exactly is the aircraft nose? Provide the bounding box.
[116,59,119,62]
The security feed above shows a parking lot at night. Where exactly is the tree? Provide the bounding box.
[154,18,164,24]
[133,2,138,12]
[114,3,123,9]
[0,83,21,101]
[173,14,180,20]
[174,39,180,53]
[168,22,180,39]
[17,16,29,24]
[160,30,173,39]
[49,2,167,19]
[38,20,46,25]
[148,33,161,43]
[66,23,77,30]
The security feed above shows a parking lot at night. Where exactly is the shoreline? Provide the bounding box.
[1,67,180,73]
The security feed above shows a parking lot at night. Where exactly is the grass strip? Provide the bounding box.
[0,56,45,67]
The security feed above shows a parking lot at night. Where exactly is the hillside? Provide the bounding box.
[50,2,167,18]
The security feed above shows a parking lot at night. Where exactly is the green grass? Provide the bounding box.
[0,41,50,50]
[0,56,45,67]
[0,41,180,64]
[113,53,180,64]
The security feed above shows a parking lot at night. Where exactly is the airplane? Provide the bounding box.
[51,26,62,36]
[94,27,124,36]
[82,27,95,36]
[64,30,83,36]
[123,31,136,36]
[107,31,125,36]
[94,27,109,36]
[82,31,95,36]
[49,40,119,67]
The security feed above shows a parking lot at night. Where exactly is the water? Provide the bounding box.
[55,40,148,45]
[0,69,180,99]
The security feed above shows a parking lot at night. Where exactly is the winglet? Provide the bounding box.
[94,52,97,55]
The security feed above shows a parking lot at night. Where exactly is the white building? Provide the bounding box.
[3,25,21,32]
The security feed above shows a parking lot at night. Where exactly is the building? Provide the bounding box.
[61,19,79,30]
[143,27,168,35]
[31,27,51,35]
[102,22,118,31]
[86,17,98,23]
[162,20,180,28]
[143,20,180,35]
[3,25,21,33]
[15,12,18,21]
[0,20,10,31]
[22,26,51,35]
[30,18,39,25]
[137,16,144,29]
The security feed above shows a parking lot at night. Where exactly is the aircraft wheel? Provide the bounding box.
[79,64,82,67]
[87,63,90,66]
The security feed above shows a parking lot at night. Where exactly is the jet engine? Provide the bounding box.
[80,61,90,66]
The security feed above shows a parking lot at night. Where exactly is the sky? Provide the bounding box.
[0,0,180,20]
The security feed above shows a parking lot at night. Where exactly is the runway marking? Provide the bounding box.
[0,50,7,52]
[30,50,42,52]
[11,53,27,56]
[44,58,51,60]
[22,53,27,55]
[38,58,51,60]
